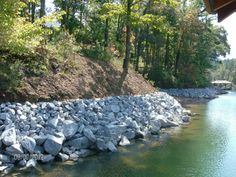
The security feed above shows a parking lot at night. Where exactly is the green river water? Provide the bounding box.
[9,91,236,177]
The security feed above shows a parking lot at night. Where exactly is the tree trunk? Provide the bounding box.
[123,0,132,71]
[104,18,109,48]
[31,2,36,23]
[164,34,170,68]
[40,0,46,18]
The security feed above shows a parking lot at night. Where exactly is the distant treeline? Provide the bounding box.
[210,59,236,84]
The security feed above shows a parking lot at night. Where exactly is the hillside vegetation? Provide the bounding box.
[0,0,230,102]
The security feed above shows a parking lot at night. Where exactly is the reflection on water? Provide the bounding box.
[9,92,236,177]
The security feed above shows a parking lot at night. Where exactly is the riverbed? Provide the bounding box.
[8,91,236,177]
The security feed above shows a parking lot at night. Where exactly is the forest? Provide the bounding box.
[0,0,231,94]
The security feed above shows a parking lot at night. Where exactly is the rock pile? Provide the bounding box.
[0,92,190,174]
[162,87,226,99]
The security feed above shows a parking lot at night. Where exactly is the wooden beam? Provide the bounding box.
[214,0,236,11]
[217,1,236,22]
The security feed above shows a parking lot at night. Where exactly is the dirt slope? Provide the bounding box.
[3,55,156,102]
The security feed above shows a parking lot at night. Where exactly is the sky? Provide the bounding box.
[45,1,235,59]
[219,13,236,59]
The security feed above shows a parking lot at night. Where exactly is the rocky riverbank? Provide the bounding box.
[0,92,190,175]
[162,87,227,99]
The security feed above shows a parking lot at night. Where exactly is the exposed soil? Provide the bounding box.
[0,55,156,102]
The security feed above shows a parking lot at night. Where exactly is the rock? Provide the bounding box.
[62,120,78,139]
[0,154,11,163]
[0,113,10,120]
[34,146,45,154]
[69,153,79,161]
[18,159,27,167]
[96,138,107,151]
[1,127,16,146]
[182,115,190,122]
[158,118,179,128]
[106,141,117,152]
[135,130,145,139]
[105,124,126,141]
[67,137,91,149]
[20,136,36,153]
[34,135,47,145]
[78,124,85,133]
[6,144,24,155]
[58,153,69,162]
[119,136,130,146]
[48,117,59,128]
[78,149,94,158]
[150,119,161,134]
[0,164,14,174]
[26,159,37,168]
[0,165,8,172]
[123,129,136,139]
[41,154,55,163]
[110,105,120,113]
[83,128,96,142]
[44,135,64,155]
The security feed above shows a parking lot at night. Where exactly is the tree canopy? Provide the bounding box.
[0,0,231,91]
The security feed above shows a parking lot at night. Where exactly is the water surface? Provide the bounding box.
[10,92,236,177]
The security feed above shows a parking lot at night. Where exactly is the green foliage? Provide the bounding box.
[0,57,22,91]
[81,44,112,61]
[210,59,236,84]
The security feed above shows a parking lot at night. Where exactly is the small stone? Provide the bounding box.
[0,154,11,163]
[41,154,55,163]
[26,159,37,168]
[78,124,85,133]
[69,153,79,161]
[83,128,96,142]
[58,153,69,162]
[48,117,58,128]
[110,105,120,113]
[0,113,10,120]
[0,166,8,172]
[18,159,27,167]
[119,136,130,146]
[182,115,190,122]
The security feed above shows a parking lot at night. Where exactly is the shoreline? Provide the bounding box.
[0,92,190,175]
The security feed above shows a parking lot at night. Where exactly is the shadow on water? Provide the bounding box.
[8,92,236,177]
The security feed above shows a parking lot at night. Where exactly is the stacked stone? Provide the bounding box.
[0,92,190,174]
[162,87,225,99]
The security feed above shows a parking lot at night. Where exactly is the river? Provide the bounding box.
[9,91,236,177]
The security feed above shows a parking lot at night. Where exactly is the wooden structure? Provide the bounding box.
[204,0,236,22]
[211,80,233,90]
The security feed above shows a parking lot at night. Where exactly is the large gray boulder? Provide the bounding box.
[20,136,36,153]
[83,128,96,142]
[67,136,91,149]
[1,127,16,146]
[62,120,78,139]
[6,144,24,155]
[44,135,64,155]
